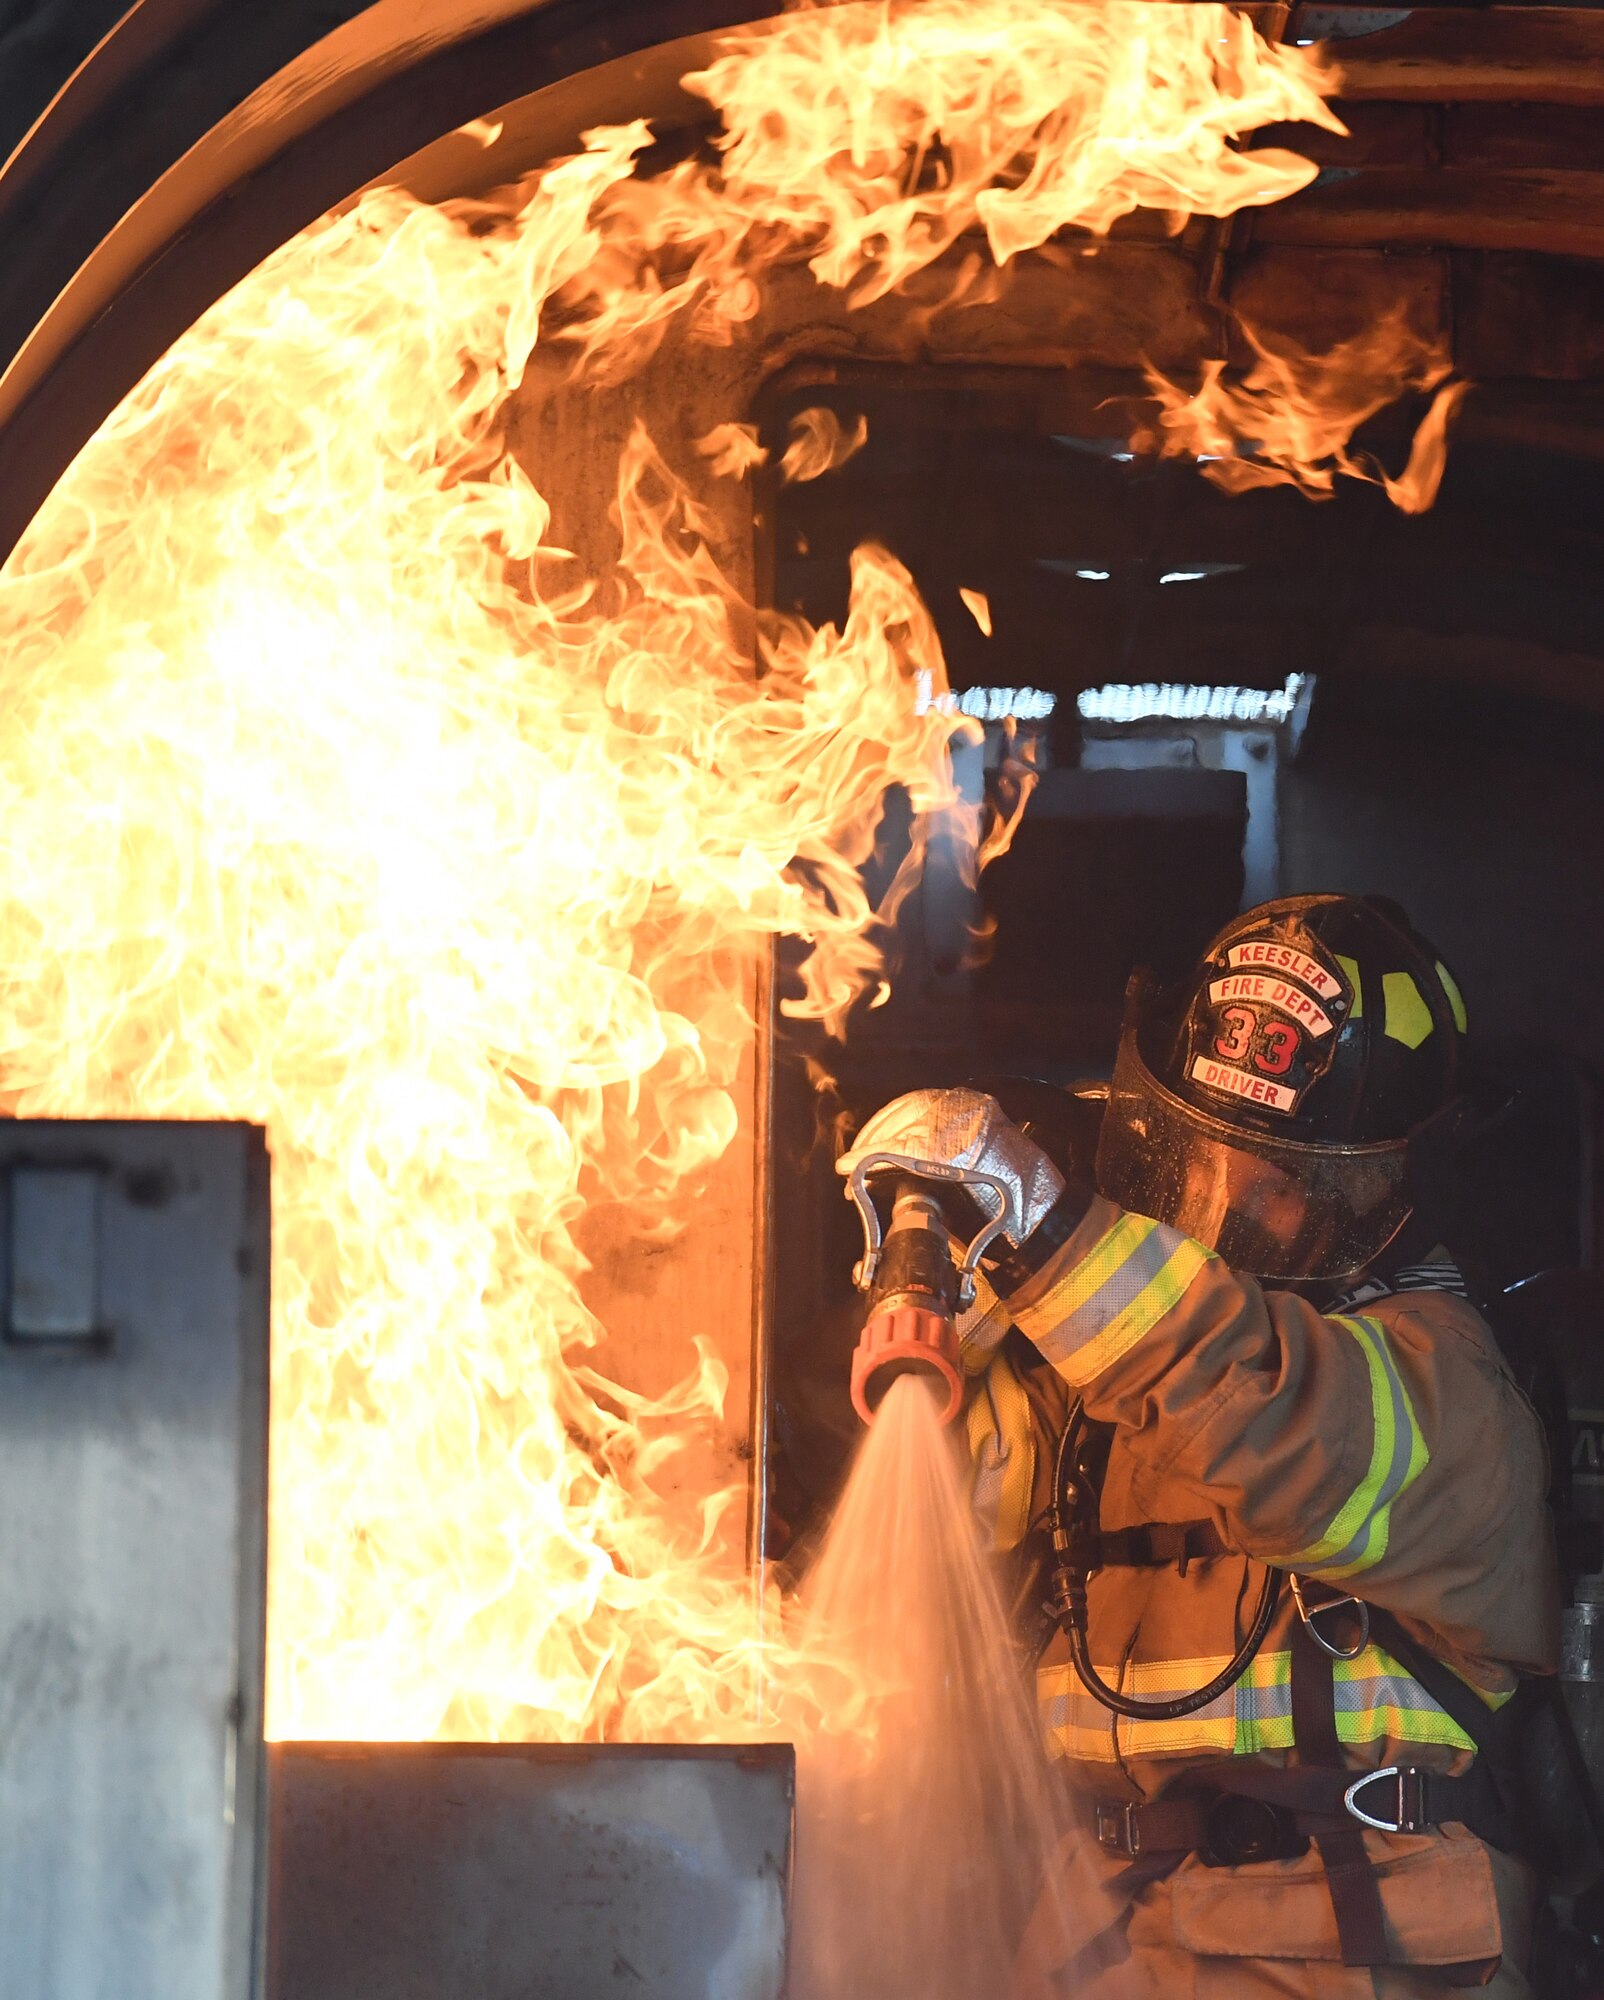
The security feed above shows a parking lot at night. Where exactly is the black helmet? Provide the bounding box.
[1094,894,1470,1282]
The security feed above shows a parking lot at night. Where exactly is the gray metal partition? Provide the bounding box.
[0,1121,271,2000]
[270,1741,794,2000]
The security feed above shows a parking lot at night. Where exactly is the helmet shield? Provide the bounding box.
[1096,1009,1415,1282]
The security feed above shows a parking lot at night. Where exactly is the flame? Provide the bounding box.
[680,1,1341,298]
[0,1,1344,1743]
[1142,308,1470,513]
[697,420,769,479]
[780,407,870,484]
[959,588,994,637]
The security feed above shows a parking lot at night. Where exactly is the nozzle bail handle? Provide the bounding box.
[845,1151,1019,1301]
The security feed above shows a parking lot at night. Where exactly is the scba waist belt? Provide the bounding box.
[1094,1790,1308,1868]
[1090,1762,1506,1868]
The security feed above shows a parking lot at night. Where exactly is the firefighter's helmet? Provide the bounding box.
[1095,894,1470,1281]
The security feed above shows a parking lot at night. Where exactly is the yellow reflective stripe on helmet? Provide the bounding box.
[1015,1215,1212,1389]
[1383,971,1434,1049]
[1285,1316,1427,1580]
[1436,960,1468,1033]
[1037,1643,1476,1764]
[965,1346,1036,1553]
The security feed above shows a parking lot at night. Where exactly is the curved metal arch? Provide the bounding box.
[0,0,755,568]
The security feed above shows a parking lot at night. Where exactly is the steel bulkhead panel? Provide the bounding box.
[0,1120,270,2000]
[269,1740,794,1999]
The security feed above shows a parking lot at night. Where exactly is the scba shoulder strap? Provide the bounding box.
[1291,1612,1391,1965]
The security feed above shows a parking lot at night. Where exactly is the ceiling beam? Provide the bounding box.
[1257,167,1604,260]
[1307,6,1604,107]
[1262,100,1604,175]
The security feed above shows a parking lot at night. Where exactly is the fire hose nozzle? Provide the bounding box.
[836,1168,976,1424]
[850,1300,964,1427]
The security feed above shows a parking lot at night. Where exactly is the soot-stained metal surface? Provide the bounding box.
[0,1121,270,2000]
[269,1741,794,2000]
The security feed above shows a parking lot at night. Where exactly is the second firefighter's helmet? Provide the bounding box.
[1094,894,1469,1281]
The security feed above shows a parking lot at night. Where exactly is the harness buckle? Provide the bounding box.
[1201,1793,1308,1869]
[1343,1765,1431,1835]
[1094,1800,1142,1857]
[1290,1572,1370,1661]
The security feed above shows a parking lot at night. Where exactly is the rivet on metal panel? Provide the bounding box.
[8,1165,102,1343]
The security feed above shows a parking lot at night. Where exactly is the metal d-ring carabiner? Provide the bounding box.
[1289,1572,1370,1661]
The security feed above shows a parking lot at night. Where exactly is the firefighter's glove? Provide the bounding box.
[837,1088,1067,1371]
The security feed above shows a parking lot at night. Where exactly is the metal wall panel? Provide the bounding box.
[0,1121,271,2000]
[270,1741,793,2000]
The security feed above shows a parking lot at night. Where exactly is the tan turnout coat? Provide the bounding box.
[963,1192,1559,1997]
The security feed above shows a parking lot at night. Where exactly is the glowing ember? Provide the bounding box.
[0,1,1352,1744]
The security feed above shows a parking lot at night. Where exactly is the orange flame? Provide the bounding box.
[959,588,994,638]
[682,1,1341,298]
[780,407,870,484]
[697,420,769,479]
[0,2,1342,1743]
[1143,308,1471,513]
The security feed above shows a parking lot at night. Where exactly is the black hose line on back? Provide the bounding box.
[1046,1400,1282,1722]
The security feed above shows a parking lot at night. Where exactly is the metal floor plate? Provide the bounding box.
[269,1740,794,2000]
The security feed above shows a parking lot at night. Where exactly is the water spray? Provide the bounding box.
[844,1151,1015,1425]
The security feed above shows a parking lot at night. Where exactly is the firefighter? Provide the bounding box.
[839,893,1559,1996]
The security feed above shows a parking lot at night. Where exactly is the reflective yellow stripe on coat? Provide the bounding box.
[1284,1315,1429,1580]
[1037,1644,1483,1764]
[1015,1213,1213,1388]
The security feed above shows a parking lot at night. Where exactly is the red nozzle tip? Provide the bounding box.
[851,1304,963,1426]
